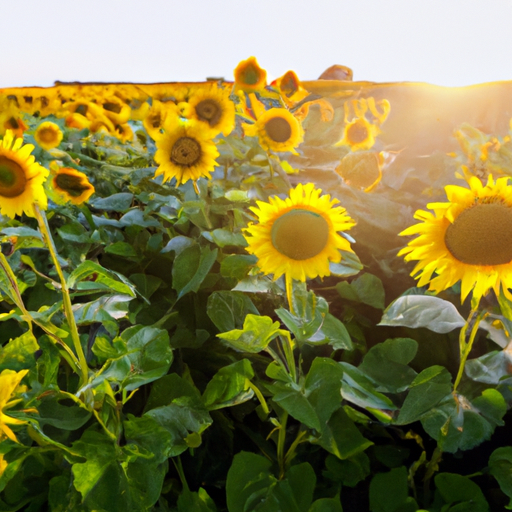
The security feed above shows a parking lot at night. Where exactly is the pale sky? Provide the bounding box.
[3,0,512,88]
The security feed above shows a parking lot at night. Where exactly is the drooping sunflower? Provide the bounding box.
[143,100,178,140]
[0,130,48,218]
[335,151,384,192]
[234,56,267,92]
[244,182,356,285]
[243,104,304,154]
[154,118,219,187]
[50,165,95,205]
[34,121,63,151]
[399,175,512,304]
[185,83,235,136]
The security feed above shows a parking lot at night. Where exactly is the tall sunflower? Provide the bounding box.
[234,56,267,92]
[0,130,48,218]
[186,83,235,136]
[399,175,512,304]
[244,183,356,285]
[0,369,29,443]
[34,121,63,151]
[334,116,379,152]
[50,165,95,205]
[243,98,304,154]
[154,118,219,188]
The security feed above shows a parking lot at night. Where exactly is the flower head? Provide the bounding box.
[50,165,95,205]
[0,130,48,218]
[234,57,267,92]
[34,121,63,151]
[244,183,356,283]
[399,175,512,304]
[154,118,219,187]
[0,369,29,443]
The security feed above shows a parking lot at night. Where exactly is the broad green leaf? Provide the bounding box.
[1,226,42,240]
[317,313,353,351]
[220,254,257,280]
[119,209,160,227]
[207,290,259,332]
[202,228,247,247]
[435,472,489,511]
[369,467,417,512]
[203,359,255,410]
[324,452,370,488]
[178,486,217,512]
[37,394,92,431]
[217,314,287,353]
[329,250,363,277]
[396,366,452,424]
[172,245,218,299]
[489,447,512,509]
[337,273,385,309]
[105,241,138,257]
[0,331,38,371]
[90,192,134,211]
[317,407,373,460]
[67,260,136,297]
[359,338,418,393]
[128,274,163,301]
[379,295,465,333]
[421,389,506,453]
[465,350,512,385]
[126,459,168,511]
[308,497,343,512]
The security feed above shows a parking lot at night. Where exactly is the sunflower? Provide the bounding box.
[100,96,131,125]
[50,165,95,205]
[186,83,235,136]
[143,100,178,140]
[234,56,267,92]
[335,151,384,192]
[399,175,512,304]
[243,106,304,154]
[334,116,379,152]
[0,130,48,218]
[34,121,63,150]
[0,106,28,138]
[244,182,356,285]
[154,118,219,187]
[0,369,29,443]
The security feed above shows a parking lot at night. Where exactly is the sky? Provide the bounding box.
[3,0,512,88]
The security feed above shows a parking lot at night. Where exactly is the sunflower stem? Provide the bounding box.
[453,307,486,393]
[277,411,288,479]
[34,205,89,394]
[285,274,295,315]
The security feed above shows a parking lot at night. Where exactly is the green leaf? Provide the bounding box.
[308,497,343,512]
[217,314,287,353]
[337,273,385,309]
[489,447,512,509]
[421,389,506,453]
[465,350,512,385]
[90,192,134,211]
[318,313,353,351]
[396,366,452,424]
[226,452,275,512]
[37,394,92,430]
[207,290,259,332]
[220,254,257,280]
[369,467,416,512]
[329,250,363,277]
[0,331,38,371]
[379,295,465,333]
[172,245,218,299]
[203,359,255,410]
[359,338,418,393]
[1,226,42,240]
[203,228,247,248]
[67,260,136,297]
[105,241,138,257]
[324,452,370,488]
[178,486,217,512]
[435,473,489,511]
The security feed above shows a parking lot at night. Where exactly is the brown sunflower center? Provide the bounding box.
[271,208,329,260]
[0,156,27,198]
[103,102,122,114]
[347,121,369,144]
[265,117,292,143]
[170,137,202,167]
[55,173,90,198]
[444,202,512,265]
[38,127,58,144]
[242,66,260,85]
[195,99,222,127]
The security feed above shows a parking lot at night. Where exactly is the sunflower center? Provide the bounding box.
[265,117,292,143]
[103,102,122,114]
[37,127,58,144]
[242,66,260,85]
[347,121,369,144]
[195,99,222,127]
[271,208,329,260]
[170,137,202,167]
[445,203,512,265]
[55,173,90,198]
[0,156,27,198]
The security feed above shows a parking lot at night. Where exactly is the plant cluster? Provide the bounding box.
[0,57,511,511]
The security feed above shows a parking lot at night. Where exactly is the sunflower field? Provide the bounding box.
[1,57,512,511]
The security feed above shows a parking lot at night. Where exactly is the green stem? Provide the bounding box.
[281,333,297,383]
[246,380,270,415]
[172,456,189,491]
[453,307,486,393]
[277,412,288,479]
[285,274,295,315]
[34,205,89,390]
[284,430,307,467]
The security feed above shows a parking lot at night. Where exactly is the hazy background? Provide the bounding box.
[3,0,512,88]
